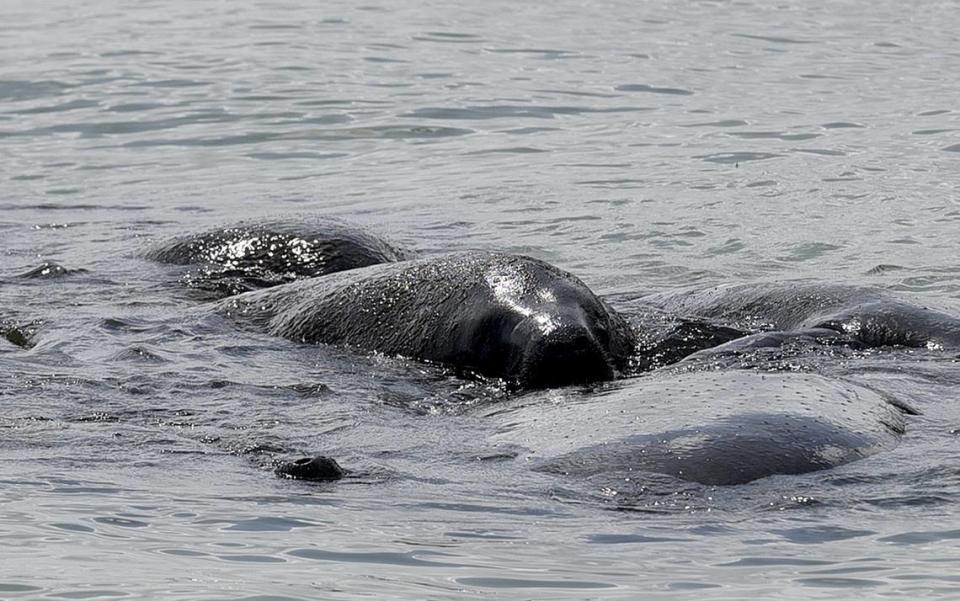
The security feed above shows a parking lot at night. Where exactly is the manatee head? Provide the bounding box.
[453,256,637,388]
[220,251,637,389]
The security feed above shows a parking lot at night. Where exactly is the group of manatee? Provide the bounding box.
[143,216,958,487]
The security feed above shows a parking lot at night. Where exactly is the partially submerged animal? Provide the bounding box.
[143,217,959,489]
[218,251,639,389]
[487,370,908,485]
[640,283,960,351]
[145,217,415,297]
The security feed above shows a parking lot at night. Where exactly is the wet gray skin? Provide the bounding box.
[219,251,638,389]
[640,283,960,351]
[486,370,908,486]
[145,216,415,298]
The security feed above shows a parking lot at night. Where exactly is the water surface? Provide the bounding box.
[2,0,960,598]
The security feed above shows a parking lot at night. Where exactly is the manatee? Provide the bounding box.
[145,217,415,298]
[641,283,960,351]
[486,371,907,485]
[219,252,638,389]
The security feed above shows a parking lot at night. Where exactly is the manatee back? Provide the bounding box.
[488,371,905,485]
[640,283,876,331]
[641,283,960,350]
[145,217,415,298]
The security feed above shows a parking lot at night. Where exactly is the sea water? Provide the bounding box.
[2,0,960,598]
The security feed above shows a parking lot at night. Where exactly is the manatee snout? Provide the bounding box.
[517,313,621,389]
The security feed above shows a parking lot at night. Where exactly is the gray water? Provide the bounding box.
[3,0,960,598]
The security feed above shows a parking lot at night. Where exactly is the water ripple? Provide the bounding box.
[615,83,695,95]
[4,1,960,599]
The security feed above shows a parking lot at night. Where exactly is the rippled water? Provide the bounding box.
[3,0,960,598]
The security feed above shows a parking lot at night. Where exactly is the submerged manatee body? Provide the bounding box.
[641,283,960,351]
[145,217,415,298]
[219,252,638,389]
[487,371,906,485]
